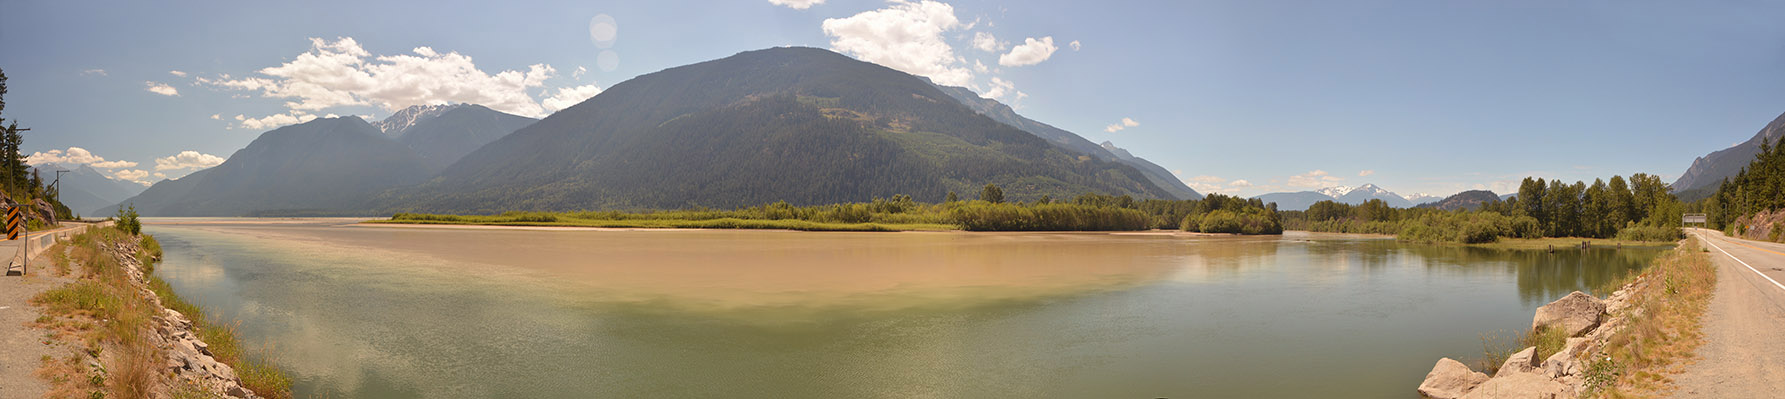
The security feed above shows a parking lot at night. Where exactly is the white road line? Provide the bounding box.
[1697,231,1785,293]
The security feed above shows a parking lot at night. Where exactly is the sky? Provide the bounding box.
[2,0,1783,198]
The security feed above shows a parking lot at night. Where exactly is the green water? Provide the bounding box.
[144,220,1664,398]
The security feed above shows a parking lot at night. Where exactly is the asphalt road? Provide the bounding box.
[1672,229,1785,398]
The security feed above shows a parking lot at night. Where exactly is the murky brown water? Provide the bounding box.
[146,219,1663,398]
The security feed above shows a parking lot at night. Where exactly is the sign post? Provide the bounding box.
[1682,213,1708,229]
[7,206,23,275]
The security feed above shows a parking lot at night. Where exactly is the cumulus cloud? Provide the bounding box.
[80,69,106,76]
[1104,117,1139,133]
[145,81,180,96]
[1181,175,1257,195]
[200,37,558,118]
[972,32,1002,52]
[999,36,1057,67]
[209,114,221,120]
[821,0,973,86]
[169,70,188,77]
[572,66,588,80]
[25,147,138,169]
[769,0,825,9]
[234,111,317,131]
[542,84,603,113]
[154,151,226,171]
[1287,170,1346,189]
[112,169,152,185]
[982,76,1018,101]
[1069,40,1081,51]
[1359,170,1375,177]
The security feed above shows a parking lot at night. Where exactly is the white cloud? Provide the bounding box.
[154,151,226,171]
[572,66,588,80]
[25,147,138,169]
[1181,175,1257,195]
[209,114,221,120]
[1358,170,1375,177]
[972,32,1002,52]
[999,36,1057,67]
[1069,40,1081,51]
[112,169,152,186]
[169,70,188,77]
[769,0,825,9]
[80,69,106,76]
[972,60,989,73]
[542,84,603,113]
[1104,117,1139,133]
[1230,179,1253,187]
[1287,170,1346,189]
[145,81,180,96]
[200,37,559,118]
[234,111,317,131]
[982,76,1018,101]
[821,0,973,86]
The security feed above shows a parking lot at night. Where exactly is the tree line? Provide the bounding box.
[1700,136,1785,239]
[0,68,72,220]
[1284,174,1683,243]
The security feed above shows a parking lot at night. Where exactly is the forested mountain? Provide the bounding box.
[1414,190,1501,211]
[929,83,1200,200]
[394,104,536,170]
[107,117,433,216]
[1701,133,1785,234]
[373,103,463,139]
[29,163,144,216]
[1673,110,1785,193]
[1252,191,1337,211]
[381,47,1173,213]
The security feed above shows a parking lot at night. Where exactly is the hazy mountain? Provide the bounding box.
[1403,193,1445,204]
[1415,190,1501,211]
[107,117,433,216]
[394,104,536,170]
[1337,184,1414,208]
[929,83,1200,200]
[383,47,1174,212]
[29,163,145,216]
[372,103,464,139]
[1252,191,1336,211]
[1672,110,1785,192]
[1254,183,1417,210]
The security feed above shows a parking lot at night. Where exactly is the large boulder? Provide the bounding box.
[1542,337,1592,379]
[1495,346,1541,377]
[1532,291,1605,337]
[1418,357,1489,399]
[1459,372,1569,399]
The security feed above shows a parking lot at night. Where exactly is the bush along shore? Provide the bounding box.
[375,189,1286,234]
[31,220,291,398]
[1415,236,1715,398]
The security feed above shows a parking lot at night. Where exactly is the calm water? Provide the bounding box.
[144,219,1664,398]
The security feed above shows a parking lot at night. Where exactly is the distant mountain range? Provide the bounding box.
[30,163,145,217]
[1253,184,1425,210]
[112,47,1193,216]
[1414,190,1502,211]
[1671,110,1785,194]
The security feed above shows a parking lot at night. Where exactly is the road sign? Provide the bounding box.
[5,206,20,240]
[1683,213,1707,227]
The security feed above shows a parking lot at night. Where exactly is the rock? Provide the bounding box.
[1542,337,1590,379]
[1532,291,1605,337]
[226,384,251,398]
[1419,357,1489,399]
[1495,347,1541,377]
[1459,372,1569,399]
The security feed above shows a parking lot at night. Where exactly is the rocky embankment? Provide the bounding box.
[103,238,263,398]
[1417,283,1645,398]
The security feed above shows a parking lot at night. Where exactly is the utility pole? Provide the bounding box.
[51,169,66,220]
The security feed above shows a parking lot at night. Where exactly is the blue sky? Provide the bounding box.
[2,0,1782,198]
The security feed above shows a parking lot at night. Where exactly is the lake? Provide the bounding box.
[144,219,1663,398]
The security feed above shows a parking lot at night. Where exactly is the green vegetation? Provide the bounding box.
[1700,136,1785,241]
[0,68,73,220]
[1284,174,1683,244]
[34,225,292,398]
[1582,238,1716,397]
[379,189,1286,234]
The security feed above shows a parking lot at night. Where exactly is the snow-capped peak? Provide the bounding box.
[1316,186,1353,197]
[373,103,466,139]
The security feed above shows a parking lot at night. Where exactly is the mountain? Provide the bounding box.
[1252,191,1337,211]
[1415,190,1501,211]
[107,117,433,216]
[372,103,464,139]
[929,83,1200,200]
[381,47,1175,212]
[394,104,536,170]
[1672,110,1785,192]
[1335,184,1415,208]
[30,163,146,216]
[1403,193,1445,204]
[1253,183,1416,210]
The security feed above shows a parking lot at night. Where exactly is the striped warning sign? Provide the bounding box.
[6,206,20,240]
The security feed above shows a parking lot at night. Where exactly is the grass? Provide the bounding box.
[1583,237,1716,398]
[1477,326,1572,375]
[32,225,293,399]
[1466,236,1677,251]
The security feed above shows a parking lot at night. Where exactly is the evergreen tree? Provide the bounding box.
[980,183,1004,204]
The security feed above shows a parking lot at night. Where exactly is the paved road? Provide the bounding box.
[1673,229,1785,398]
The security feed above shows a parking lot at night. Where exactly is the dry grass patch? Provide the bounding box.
[1583,238,1715,398]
